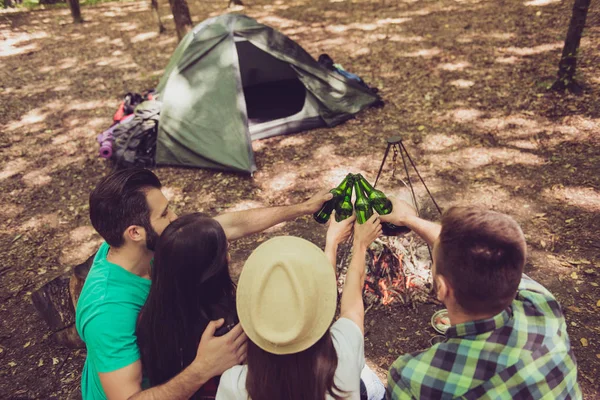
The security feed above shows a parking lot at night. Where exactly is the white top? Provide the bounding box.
[216,318,365,400]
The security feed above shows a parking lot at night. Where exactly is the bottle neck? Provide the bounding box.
[358,175,376,194]
[354,181,367,200]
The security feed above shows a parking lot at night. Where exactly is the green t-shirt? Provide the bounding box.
[75,242,151,400]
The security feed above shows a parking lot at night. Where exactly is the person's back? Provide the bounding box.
[388,275,579,399]
[217,213,384,400]
[136,213,237,399]
[381,203,581,400]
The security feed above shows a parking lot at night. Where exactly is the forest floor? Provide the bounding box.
[1,0,599,398]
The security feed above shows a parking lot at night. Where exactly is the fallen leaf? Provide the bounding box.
[584,269,595,275]
[591,282,599,287]
[596,354,600,360]
[580,338,588,347]
[597,300,600,307]
[8,361,16,367]
[567,305,581,313]
[52,357,59,365]
[570,272,578,279]
[417,125,425,131]
[23,341,30,348]
[38,358,44,367]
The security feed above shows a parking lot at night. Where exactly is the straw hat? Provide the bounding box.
[236,236,337,355]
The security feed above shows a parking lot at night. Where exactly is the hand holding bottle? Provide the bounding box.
[326,210,356,247]
[353,214,382,251]
[379,197,417,226]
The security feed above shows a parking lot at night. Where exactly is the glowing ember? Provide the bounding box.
[337,234,435,309]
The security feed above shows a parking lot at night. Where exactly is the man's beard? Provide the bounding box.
[144,224,160,251]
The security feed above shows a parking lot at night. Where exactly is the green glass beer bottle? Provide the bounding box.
[356,174,392,215]
[356,174,410,236]
[335,180,354,222]
[353,179,373,224]
[313,174,354,224]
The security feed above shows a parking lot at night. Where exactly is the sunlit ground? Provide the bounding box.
[0,0,599,397]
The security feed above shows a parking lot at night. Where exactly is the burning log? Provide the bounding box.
[337,233,436,310]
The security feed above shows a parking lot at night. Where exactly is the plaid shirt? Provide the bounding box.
[387,276,582,399]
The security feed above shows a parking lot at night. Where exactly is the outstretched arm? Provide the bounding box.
[324,210,355,273]
[214,190,333,241]
[379,197,441,246]
[339,214,382,335]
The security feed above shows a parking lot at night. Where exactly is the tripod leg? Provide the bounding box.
[374,143,392,188]
[398,143,420,218]
[399,142,442,215]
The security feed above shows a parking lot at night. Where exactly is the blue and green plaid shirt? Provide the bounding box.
[387,275,582,399]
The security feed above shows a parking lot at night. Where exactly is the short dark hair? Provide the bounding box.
[436,207,526,315]
[89,168,161,247]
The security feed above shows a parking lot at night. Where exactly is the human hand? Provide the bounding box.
[302,189,334,214]
[379,197,417,226]
[191,320,247,380]
[326,210,356,247]
[353,214,382,251]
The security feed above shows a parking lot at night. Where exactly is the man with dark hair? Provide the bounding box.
[76,168,333,400]
[382,199,581,399]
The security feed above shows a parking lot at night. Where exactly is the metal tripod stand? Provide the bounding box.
[373,136,442,218]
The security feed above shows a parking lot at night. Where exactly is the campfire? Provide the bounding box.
[337,233,435,310]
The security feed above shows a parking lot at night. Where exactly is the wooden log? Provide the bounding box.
[31,273,75,332]
[31,252,96,348]
[51,324,84,349]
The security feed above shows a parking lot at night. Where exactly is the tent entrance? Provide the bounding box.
[235,40,307,124]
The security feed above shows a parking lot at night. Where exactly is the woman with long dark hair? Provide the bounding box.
[216,211,384,400]
[136,213,238,399]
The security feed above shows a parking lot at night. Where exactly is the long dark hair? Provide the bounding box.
[246,331,346,400]
[136,213,235,391]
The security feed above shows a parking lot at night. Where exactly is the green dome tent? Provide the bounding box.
[155,14,381,174]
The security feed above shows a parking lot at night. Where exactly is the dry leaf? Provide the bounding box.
[596,300,600,307]
[52,357,59,365]
[566,305,581,313]
[38,358,44,367]
[591,282,599,287]
[8,361,16,367]
[570,271,578,279]
[23,341,30,348]
[580,338,588,347]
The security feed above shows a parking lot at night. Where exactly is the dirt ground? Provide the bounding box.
[1,0,599,398]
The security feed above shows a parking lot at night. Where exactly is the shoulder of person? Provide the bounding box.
[217,366,248,399]
[516,274,563,319]
[331,317,363,337]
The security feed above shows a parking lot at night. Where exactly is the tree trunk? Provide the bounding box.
[168,0,193,42]
[551,0,591,93]
[67,0,83,24]
[151,0,166,34]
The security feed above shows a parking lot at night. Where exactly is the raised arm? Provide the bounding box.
[379,197,441,246]
[119,320,246,400]
[324,210,355,272]
[214,190,333,241]
[339,214,382,334]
